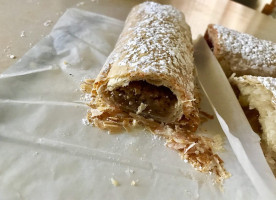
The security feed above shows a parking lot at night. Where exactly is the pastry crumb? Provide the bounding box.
[8,54,16,59]
[82,118,90,126]
[20,31,25,37]
[43,20,53,27]
[130,180,137,186]
[110,178,119,186]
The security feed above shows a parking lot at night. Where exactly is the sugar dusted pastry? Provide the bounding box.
[205,24,276,77]
[92,1,199,133]
[230,75,276,174]
[81,2,229,183]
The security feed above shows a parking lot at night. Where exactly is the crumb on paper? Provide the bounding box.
[64,61,69,65]
[76,1,85,6]
[20,31,25,37]
[43,20,53,27]
[130,180,137,186]
[153,134,162,140]
[110,178,119,186]
[82,118,90,126]
[8,54,16,59]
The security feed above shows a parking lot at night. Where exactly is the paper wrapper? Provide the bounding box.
[0,8,272,199]
[194,37,276,200]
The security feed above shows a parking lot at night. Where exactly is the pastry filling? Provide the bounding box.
[231,84,262,134]
[106,81,177,121]
[242,106,262,135]
[204,31,214,51]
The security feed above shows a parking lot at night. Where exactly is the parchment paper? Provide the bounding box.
[194,37,276,200]
[0,8,262,200]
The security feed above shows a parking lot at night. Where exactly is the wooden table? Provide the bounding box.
[1,0,276,73]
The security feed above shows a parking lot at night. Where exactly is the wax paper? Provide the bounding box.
[0,8,265,200]
[194,37,276,200]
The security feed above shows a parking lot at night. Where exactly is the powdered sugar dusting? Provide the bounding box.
[100,1,195,100]
[213,24,276,77]
[256,76,276,99]
[117,2,191,74]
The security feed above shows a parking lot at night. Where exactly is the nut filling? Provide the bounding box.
[106,81,177,122]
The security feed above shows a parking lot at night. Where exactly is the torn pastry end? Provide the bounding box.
[81,78,230,185]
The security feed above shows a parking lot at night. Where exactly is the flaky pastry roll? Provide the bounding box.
[81,2,229,184]
[205,24,276,77]
[92,1,199,133]
[230,75,276,175]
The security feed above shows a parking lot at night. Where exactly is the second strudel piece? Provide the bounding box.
[230,75,276,175]
[205,24,276,77]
